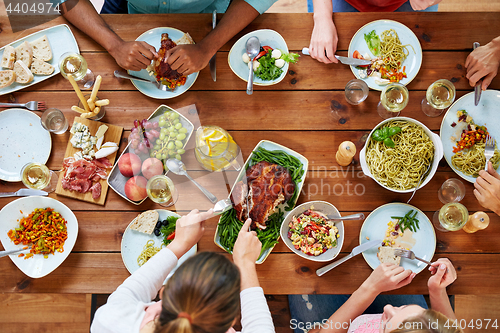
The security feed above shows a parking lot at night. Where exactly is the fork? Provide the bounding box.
[393,248,432,265]
[0,246,31,258]
[0,101,46,111]
[484,135,496,171]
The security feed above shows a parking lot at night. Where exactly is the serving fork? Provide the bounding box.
[484,135,495,171]
[0,101,46,111]
[0,247,31,258]
[394,249,431,265]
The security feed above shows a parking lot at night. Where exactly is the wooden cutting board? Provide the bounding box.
[55,117,123,205]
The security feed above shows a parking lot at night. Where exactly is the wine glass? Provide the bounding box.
[146,175,179,207]
[377,82,409,119]
[58,52,95,89]
[432,202,468,232]
[21,162,58,193]
[421,79,456,117]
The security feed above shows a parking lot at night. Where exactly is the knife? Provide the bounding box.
[473,42,482,106]
[209,10,217,82]
[316,239,382,276]
[301,48,371,66]
[0,188,48,198]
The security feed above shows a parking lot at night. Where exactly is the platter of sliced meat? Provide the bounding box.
[55,117,123,205]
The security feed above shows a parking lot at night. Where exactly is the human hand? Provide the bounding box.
[233,218,261,268]
[109,40,158,71]
[166,44,211,76]
[309,15,338,64]
[427,258,457,293]
[409,0,442,10]
[474,161,500,215]
[465,37,500,90]
[361,263,415,294]
[168,209,213,258]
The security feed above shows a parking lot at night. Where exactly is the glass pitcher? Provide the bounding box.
[195,126,241,172]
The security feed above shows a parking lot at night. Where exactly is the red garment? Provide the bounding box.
[345,0,407,11]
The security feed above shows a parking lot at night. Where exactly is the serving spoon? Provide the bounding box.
[245,36,260,95]
[326,213,365,222]
[165,158,218,203]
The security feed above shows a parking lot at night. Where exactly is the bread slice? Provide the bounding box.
[0,70,16,88]
[130,210,159,234]
[15,41,33,67]
[13,60,34,84]
[32,35,52,61]
[175,33,195,45]
[31,58,54,75]
[377,246,401,266]
[1,45,16,69]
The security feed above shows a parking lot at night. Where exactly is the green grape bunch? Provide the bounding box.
[150,111,189,161]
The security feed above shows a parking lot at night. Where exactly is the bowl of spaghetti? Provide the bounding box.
[359,117,443,193]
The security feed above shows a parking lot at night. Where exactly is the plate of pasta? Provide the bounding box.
[348,20,422,91]
[121,209,196,279]
[440,90,500,183]
[360,117,443,193]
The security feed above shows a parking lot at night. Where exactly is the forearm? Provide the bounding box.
[313,0,333,22]
[197,0,259,57]
[237,262,260,291]
[429,288,456,320]
[488,36,500,59]
[61,0,123,52]
[318,285,378,333]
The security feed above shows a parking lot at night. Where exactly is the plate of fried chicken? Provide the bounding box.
[128,27,199,99]
[214,140,308,264]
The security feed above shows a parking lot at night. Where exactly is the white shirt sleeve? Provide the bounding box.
[239,287,276,333]
[90,248,178,333]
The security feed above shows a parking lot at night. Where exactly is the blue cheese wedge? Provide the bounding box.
[70,121,98,160]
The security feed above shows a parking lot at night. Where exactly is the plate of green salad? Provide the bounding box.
[228,29,299,86]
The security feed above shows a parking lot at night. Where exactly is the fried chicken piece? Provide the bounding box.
[155,33,182,80]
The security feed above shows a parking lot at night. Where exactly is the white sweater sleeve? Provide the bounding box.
[90,247,178,333]
[239,287,276,333]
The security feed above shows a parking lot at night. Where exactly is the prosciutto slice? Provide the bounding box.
[61,157,112,198]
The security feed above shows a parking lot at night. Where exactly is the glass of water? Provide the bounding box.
[344,79,369,105]
[40,108,68,134]
[438,178,466,203]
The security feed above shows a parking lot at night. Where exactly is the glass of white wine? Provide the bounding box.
[58,52,95,89]
[432,202,468,232]
[421,79,456,117]
[21,162,57,193]
[146,175,178,207]
[377,82,409,119]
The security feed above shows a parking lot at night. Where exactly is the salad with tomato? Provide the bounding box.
[287,210,339,256]
[242,45,299,81]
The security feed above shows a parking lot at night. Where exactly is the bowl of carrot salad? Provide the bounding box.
[0,197,78,278]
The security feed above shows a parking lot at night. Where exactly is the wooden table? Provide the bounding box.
[1,12,500,331]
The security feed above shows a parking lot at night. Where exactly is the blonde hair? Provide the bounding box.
[154,252,241,333]
[390,309,464,333]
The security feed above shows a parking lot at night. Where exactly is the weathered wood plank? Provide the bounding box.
[0,252,498,294]
[455,295,500,333]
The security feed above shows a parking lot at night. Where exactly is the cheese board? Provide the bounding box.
[55,117,123,205]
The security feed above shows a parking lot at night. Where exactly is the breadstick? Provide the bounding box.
[80,112,95,119]
[93,106,100,115]
[95,99,109,107]
[67,73,90,112]
[90,75,102,103]
[71,105,87,114]
[87,98,95,111]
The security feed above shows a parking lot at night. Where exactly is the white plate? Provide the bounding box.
[107,104,194,205]
[121,209,196,281]
[0,109,51,181]
[440,90,500,183]
[214,140,309,264]
[128,27,199,99]
[0,24,79,96]
[359,202,436,274]
[0,197,78,278]
[228,29,289,86]
[348,19,422,91]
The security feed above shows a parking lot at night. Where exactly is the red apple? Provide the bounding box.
[124,176,148,201]
[141,158,164,180]
[118,153,142,177]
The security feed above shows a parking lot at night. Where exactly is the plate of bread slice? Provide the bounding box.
[0,24,79,94]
